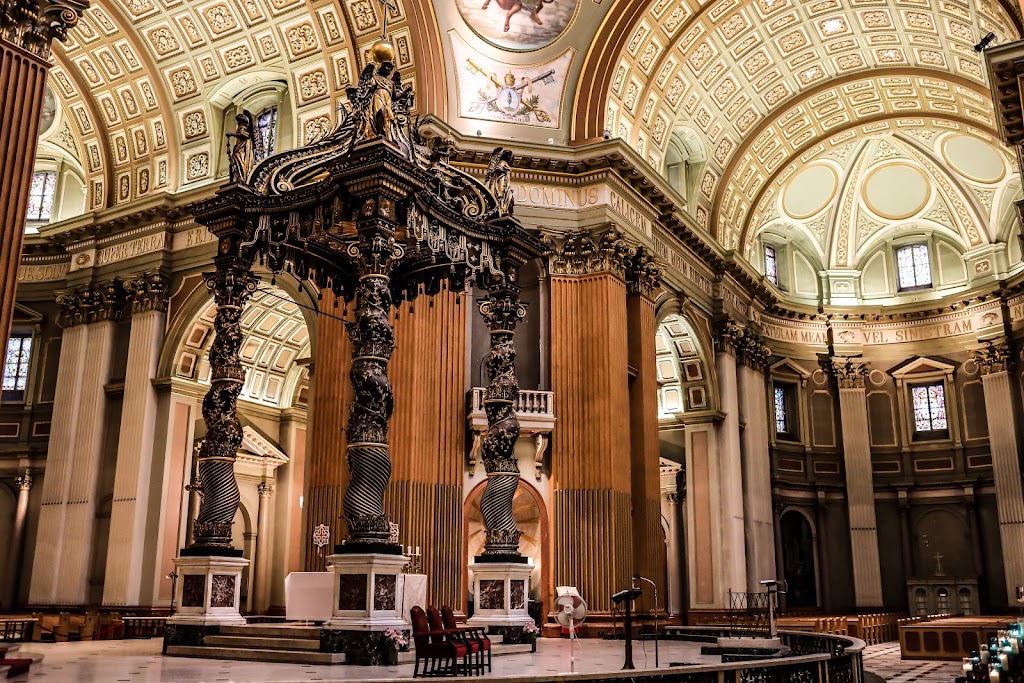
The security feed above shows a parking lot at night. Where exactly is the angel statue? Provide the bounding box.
[226,110,262,184]
[485,147,515,217]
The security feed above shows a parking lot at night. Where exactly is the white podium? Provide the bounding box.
[467,561,534,629]
[324,552,411,631]
[167,555,249,627]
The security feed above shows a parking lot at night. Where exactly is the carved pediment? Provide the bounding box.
[890,356,957,379]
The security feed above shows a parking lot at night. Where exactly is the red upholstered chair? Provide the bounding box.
[426,606,474,676]
[441,605,491,673]
[410,606,467,677]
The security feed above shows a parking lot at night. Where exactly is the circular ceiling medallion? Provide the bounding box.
[941,135,1006,184]
[782,164,838,219]
[455,0,579,51]
[862,162,930,220]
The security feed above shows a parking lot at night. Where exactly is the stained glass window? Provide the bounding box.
[774,386,788,434]
[26,171,57,222]
[896,244,931,289]
[255,108,277,161]
[2,334,32,400]
[764,245,778,285]
[911,383,947,432]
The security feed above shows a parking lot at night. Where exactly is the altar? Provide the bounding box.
[284,572,428,624]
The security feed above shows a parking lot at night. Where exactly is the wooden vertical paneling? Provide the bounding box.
[0,43,47,344]
[627,293,666,605]
[550,273,632,614]
[302,291,353,570]
[386,289,466,610]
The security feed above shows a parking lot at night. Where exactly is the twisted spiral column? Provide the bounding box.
[192,268,257,549]
[478,287,527,557]
[343,239,399,544]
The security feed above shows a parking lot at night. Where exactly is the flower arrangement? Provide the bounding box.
[380,627,408,664]
[522,622,540,635]
[521,622,540,651]
[382,627,408,650]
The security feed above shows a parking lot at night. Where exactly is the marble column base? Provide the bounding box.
[467,561,533,635]
[167,555,249,627]
[323,553,410,631]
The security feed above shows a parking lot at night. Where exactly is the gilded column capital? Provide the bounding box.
[257,481,274,497]
[124,272,169,314]
[624,245,662,297]
[666,492,679,505]
[0,0,88,59]
[971,340,1011,376]
[735,329,772,371]
[542,227,635,278]
[830,356,869,389]
[56,280,127,328]
[478,289,527,333]
[713,318,744,355]
[15,472,32,491]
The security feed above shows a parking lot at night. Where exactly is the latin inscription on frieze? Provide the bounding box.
[96,233,172,266]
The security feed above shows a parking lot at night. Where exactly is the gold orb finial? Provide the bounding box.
[370,37,395,64]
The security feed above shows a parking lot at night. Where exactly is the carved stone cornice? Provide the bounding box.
[830,356,869,389]
[542,227,633,278]
[0,0,88,60]
[972,340,1012,376]
[56,280,126,328]
[124,272,169,314]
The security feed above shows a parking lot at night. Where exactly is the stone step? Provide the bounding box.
[217,624,322,639]
[203,635,321,650]
[166,645,345,665]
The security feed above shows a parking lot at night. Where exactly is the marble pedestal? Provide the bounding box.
[167,555,249,627]
[467,561,533,642]
[322,552,411,665]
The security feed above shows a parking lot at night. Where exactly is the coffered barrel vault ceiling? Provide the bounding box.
[597,0,1023,253]
[31,0,1024,286]
[42,0,430,211]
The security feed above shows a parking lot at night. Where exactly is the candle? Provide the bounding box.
[990,666,1001,682]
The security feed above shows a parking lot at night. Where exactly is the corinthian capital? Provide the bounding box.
[1,0,89,60]
[736,329,772,370]
[830,356,869,389]
[972,340,1011,376]
[713,318,744,355]
[542,227,636,278]
[16,472,32,491]
[124,272,169,314]
[56,280,126,328]
[624,246,662,297]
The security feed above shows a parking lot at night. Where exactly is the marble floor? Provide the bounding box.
[6,637,959,682]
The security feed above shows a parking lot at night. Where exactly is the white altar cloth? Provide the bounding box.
[284,572,335,622]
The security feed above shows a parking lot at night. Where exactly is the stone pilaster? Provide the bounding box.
[736,330,775,591]
[252,482,273,613]
[30,282,123,605]
[0,0,86,344]
[103,273,168,606]
[831,356,883,607]
[664,492,683,616]
[972,340,1024,603]
[2,472,32,608]
[712,319,747,599]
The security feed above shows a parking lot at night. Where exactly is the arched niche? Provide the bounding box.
[779,508,819,608]
[463,479,550,619]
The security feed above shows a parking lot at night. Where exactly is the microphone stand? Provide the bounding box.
[635,575,659,668]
